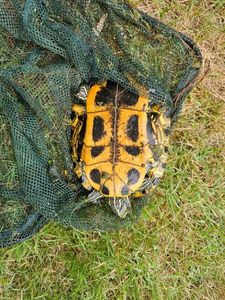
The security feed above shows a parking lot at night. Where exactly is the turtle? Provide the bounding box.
[71,80,171,218]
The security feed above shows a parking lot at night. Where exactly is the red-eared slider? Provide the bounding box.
[71,81,170,218]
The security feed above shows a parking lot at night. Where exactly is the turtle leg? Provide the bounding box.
[71,104,92,191]
[151,105,171,150]
[133,107,171,198]
[132,160,166,198]
[71,83,89,158]
[108,197,132,219]
[71,104,85,161]
[149,106,171,180]
[80,162,93,191]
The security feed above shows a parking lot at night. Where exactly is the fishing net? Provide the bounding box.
[0,0,202,247]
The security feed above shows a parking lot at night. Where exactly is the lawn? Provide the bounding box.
[0,1,224,299]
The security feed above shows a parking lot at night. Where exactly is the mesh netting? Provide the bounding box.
[0,0,202,247]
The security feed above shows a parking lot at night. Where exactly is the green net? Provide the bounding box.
[0,0,202,247]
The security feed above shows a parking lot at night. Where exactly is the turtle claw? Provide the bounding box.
[76,85,89,102]
[109,197,132,219]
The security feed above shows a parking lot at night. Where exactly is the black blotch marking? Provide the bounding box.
[125,146,140,156]
[147,113,156,145]
[92,116,105,142]
[95,81,122,106]
[127,168,140,185]
[106,81,119,92]
[127,115,139,142]
[121,185,130,195]
[106,81,138,106]
[90,169,101,184]
[95,87,114,106]
[164,146,169,153]
[120,90,138,106]
[96,81,139,107]
[105,81,126,97]
[91,146,104,158]
[102,185,109,195]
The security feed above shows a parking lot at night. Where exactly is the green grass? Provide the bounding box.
[0,1,225,299]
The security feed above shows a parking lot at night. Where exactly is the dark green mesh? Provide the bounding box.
[0,0,202,247]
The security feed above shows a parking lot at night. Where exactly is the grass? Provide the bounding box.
[0,0,225,299]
